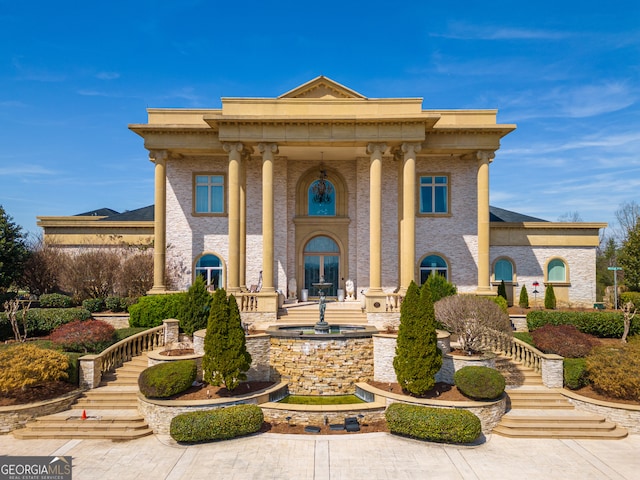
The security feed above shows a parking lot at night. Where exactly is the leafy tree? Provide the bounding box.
[178,276,212,335]
[0,205,30,293]
[544,284,557,309]
[519,285,529,308]
[620,221,640,292]
[393,281,442,395]
[203,289,251,391]
[497,280,507,301]
[424,272,457,303]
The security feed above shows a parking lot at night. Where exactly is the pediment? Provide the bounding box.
[279,76,366,99]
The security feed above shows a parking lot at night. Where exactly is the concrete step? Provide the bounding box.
[13,426,153,440]
[493,424,628,439]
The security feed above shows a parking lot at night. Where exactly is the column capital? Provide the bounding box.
[222,142,245,154]
[401,142,422,156]
[148,149,169,164]
[366,142,387,156]
[257,143,279,156]
[476,150,496,163]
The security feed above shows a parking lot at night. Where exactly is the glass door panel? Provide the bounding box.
[304,255,320,297]
[322,255,339,297]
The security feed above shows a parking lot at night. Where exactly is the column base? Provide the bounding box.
[474,287,497,297]
[147,285,169,295]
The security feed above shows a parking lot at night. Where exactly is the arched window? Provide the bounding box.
[494,259,514,282]
[308,177,336,216]
[420,255,448,284]
[547,259,566,282]
[195,254,223,289]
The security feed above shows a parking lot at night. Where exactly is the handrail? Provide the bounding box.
[385,293,403,312]
[481,331,556,373]
[98,325,165,374]
[237,292,259,312]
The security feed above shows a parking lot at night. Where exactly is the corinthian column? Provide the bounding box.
[223,142,245,294]
[149,149,168,294]
[367,143,386,293]
[400,142,421,291]
[477,150,495,294]
[258,143,278,292]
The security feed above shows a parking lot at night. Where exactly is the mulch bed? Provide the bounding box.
[0,381,78,407]
[368,381,469,401]
[168,381,276,400]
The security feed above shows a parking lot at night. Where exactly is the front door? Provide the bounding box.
[304,236,339,297]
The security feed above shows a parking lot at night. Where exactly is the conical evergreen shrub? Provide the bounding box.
[202,289,252,391]
[178,276,212,335]
[519,285,529,308]
[544,284,557,310]
[393,281,442,395]
[497,280,507,301]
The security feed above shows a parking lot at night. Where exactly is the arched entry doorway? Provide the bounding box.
[304,235,340,297]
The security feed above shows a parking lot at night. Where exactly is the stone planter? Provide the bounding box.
[436,351,496,385]
[147,350,203,381]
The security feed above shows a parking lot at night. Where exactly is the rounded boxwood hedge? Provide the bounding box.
[454,366,505,400]
[385,403,481,444]
[170,404,264,443]
[138,360,197,398]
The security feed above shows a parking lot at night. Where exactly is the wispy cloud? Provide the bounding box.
[432,23,570,41]
[96,71,120,80]
[0,100,28,108]
[0,165,57,175]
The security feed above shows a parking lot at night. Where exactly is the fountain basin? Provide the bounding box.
[266,324,378,338]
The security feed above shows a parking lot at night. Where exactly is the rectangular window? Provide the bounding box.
[420,175,448,214]
[194,174,224,214]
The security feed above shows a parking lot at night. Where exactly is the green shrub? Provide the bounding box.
[513,331,534,346]
[564,358,588,390]
[620,292,640,309]
[424,273,457,303]
[105,296,131,312]
[128,293,186,328]
[114,327,148,342]
[544,284,556,309]
[0,344,69,393]
[454,366,505,400]
[39,293,74,308]
[385,403,482,444]
[526,310,640,338]
[490,295,508,313]
[531,324,599,358]
[519,286,529,308]
[64,352,82,386]
[497,280,507,301]
[178,276,212,335]
[0,307,92,341]
[170,404,264,443]
[82,298,106,313]
[586,339,640,400]
[138,360,197,398]
[50,319,117,353]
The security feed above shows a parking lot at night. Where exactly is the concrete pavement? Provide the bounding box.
[2,432,640,479]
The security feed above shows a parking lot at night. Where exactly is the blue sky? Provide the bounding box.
[1,0,638,238]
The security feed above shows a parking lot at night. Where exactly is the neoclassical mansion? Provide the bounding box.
[67,77,603,324]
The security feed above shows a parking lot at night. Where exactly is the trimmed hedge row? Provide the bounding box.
[128,293,186,328]
[0,308,92,341]
[385,403,482,444]
[454,366,505,400]
[526,310,640,338]
[138,360,197,398]
[170,405,264,443]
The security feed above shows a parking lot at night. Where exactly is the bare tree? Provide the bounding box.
[19,236,65,295]
[557,211,583,222]
[119,251,154,297]
[621,301,636,344]
[61,250,122,300]
[435,295,512,354]
[3,298,31,342]
[614,200,640,243]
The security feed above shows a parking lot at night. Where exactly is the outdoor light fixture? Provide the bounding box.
[312,169,333,205]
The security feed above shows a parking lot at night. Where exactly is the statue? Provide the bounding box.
[319,292,327,323]
[345,279,355,301]
[287,278,297,300]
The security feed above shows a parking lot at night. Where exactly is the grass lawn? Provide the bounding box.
[279,394,365,405]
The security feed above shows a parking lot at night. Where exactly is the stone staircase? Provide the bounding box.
[278,301,367,325]
[493,356,628,439]
[13,354,153,441]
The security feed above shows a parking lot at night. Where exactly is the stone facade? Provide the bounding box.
[563,390,640,434]
[269,337,374,395]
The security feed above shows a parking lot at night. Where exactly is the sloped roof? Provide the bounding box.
[490,206,547,223]
[98,205,154,222]
[75,207,119,217]
[278,76,367,99]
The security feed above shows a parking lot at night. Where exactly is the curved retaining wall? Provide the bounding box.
[562,389,640,434]
[137,382,287,435]
[0,389,83,434]
[359,383,506,434]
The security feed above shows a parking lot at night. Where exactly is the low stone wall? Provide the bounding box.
[269,336,374,395]
[437,353,496,385]
[0,389,83,434]
[562,390,640,434]
[509,315,528,332]
[138,382,286,435]
[92,313,130,329]
[261,401,387,427]
[193,331,271,382]
[360,383,506,434]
